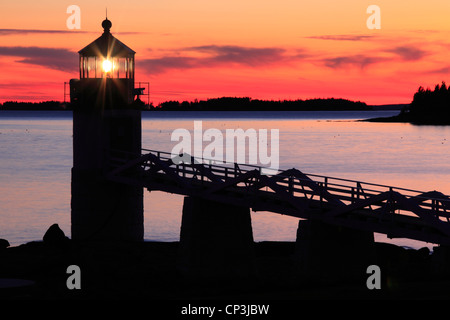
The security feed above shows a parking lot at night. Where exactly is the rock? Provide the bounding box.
[0,239,10,250]
[416,247,431,259]
[43,224,68,246]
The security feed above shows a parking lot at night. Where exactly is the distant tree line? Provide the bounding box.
[156,97,370,111]
[0,100,153,111]
[366,81,450,125]
[0,97,370,111]
[0,101,70,111]
[406,82,450,124]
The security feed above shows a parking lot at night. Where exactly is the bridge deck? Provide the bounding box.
[106,149,450,246]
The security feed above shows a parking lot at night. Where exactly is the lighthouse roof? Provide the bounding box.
[78,18,135,58]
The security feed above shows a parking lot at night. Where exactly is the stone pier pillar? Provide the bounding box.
[431,245,450,277]
[178,196,255,279]
[294,219,375,283]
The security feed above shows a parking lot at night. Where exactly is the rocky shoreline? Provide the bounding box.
[2,224,450,300]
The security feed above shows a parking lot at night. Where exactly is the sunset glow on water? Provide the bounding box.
[1,111,449,249]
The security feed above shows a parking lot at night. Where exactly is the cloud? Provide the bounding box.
[322,54,386,69]
[0,29,143,36]
[426,66,450,74]
[320,44,429,70]
[0,44,290,75]
[386,46,428,61]
[140,45,289,74]
[139,56,199,74]
[0,29,88,35]
[306,35,375,41]
[186,45,286,66]
[0,46,77,72]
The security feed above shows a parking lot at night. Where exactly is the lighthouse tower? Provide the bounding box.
[69,17,143,242]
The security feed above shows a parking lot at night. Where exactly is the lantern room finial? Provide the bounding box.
[102,10,112,34]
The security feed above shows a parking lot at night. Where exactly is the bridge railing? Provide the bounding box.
[108,148,450,222]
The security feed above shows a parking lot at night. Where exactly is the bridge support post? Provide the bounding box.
[178,196,256,280]
[294,219,375,283]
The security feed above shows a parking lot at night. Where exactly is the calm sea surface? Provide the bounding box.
[1,110,450,249]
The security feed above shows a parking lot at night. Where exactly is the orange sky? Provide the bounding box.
[1,0,450,105]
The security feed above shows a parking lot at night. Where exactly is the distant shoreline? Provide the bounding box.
[362,112,450,125]
[0,98,408,112]
[364,82,450,125]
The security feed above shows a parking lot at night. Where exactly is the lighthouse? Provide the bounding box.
[69,17,144,242]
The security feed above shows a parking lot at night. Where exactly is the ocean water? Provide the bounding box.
[1,110,449,249]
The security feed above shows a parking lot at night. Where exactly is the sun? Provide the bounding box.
[102,59,113,73]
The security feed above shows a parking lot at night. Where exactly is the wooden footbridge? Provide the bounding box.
[106,148,450,246]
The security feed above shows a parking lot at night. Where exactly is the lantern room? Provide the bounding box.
[70,17,137,108]
[78,18,135,80]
